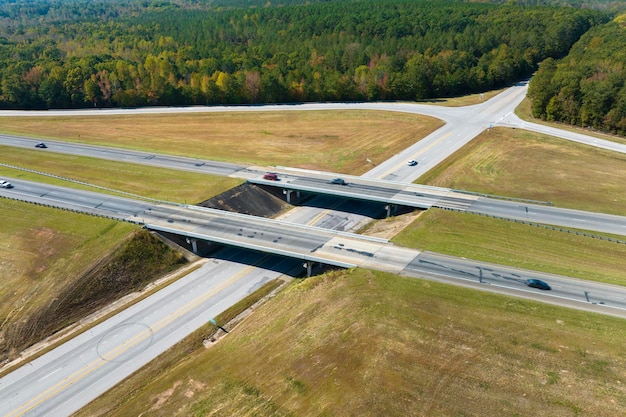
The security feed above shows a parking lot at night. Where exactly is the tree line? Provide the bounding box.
[0,0,611,112]
[528,16,626,136]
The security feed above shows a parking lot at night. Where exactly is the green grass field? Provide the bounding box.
[77,269,626,417]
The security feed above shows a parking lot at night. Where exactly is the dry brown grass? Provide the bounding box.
[0,110,442,174]
[0,200,136,361]
[77,269,626,417]
[418,127,626,215]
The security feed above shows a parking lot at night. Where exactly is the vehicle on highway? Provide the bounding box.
[263,172,279,181]
[407,159,418,166]
[525,279,551,290]
[329,178,348,185]
[35,142,48,148]
[0,180,14,188]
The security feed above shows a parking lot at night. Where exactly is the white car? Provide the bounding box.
[0,180,14,189]
[407,160,418,166]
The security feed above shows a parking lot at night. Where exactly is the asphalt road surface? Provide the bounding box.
[0,250,301,417]
[2,82,626,416]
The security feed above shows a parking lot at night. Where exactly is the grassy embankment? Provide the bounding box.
[0,199,187,363]
[390,125,626,286]
[77,268,626,417]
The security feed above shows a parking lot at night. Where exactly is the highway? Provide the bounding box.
[1,81,626,416]
[1,179,625,316]
[0,249,300,417]
[4,136,626,237]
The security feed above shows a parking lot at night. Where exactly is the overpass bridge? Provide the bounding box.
[0,179,419,275]
[246,167,478,215]
[143,204,420,275]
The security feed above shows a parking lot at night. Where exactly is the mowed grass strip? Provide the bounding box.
[393,209,626,286]
[418,127,626,216]
[0,110,443,174]
[76,269,626,417]
[0,145,242,204]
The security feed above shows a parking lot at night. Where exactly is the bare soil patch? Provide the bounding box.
[198,183,292,217]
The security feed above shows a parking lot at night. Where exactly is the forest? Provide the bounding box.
[528,16,626,136]
[0,0,623,135]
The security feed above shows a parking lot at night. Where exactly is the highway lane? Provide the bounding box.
[0,133,247,177]
[0,177,153,218]
[2,179,625,314]
[251,172,626,236]
[467,197,626,236]
[5,167,626,241]
[0,250,299,417]
[407,252,626,318]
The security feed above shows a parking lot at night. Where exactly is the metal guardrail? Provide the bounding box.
[438,206,626,245]
[451,189,553,206]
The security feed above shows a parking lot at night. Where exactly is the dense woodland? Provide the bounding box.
[0,0,624,135]
[528,17,626,136]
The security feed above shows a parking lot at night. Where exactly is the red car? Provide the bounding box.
[263,172,279,181]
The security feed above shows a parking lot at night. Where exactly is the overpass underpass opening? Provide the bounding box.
[151,229,346,278]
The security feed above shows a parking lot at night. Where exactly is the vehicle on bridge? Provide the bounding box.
[329,178,348,185]
[263,172,279,181]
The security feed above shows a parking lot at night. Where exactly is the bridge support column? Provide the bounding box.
[283,190,300,204]
[385,204,396,218]
[186,237,198,254]
[303,262,313,277]
[284,189,292,204]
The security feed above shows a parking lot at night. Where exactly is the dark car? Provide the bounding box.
[263,172,279,181]
[525,279,551,290]
[329,178,348,185]
[35,142,47,148]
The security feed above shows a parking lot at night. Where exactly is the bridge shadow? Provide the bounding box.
[155,230,334,278]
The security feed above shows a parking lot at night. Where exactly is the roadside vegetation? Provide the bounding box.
[417,127,626,216]
[0,110,442,174]
[0,1,608,108]
[0,199,185,364]
[77,268,626,417]
[393,209,626,286]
